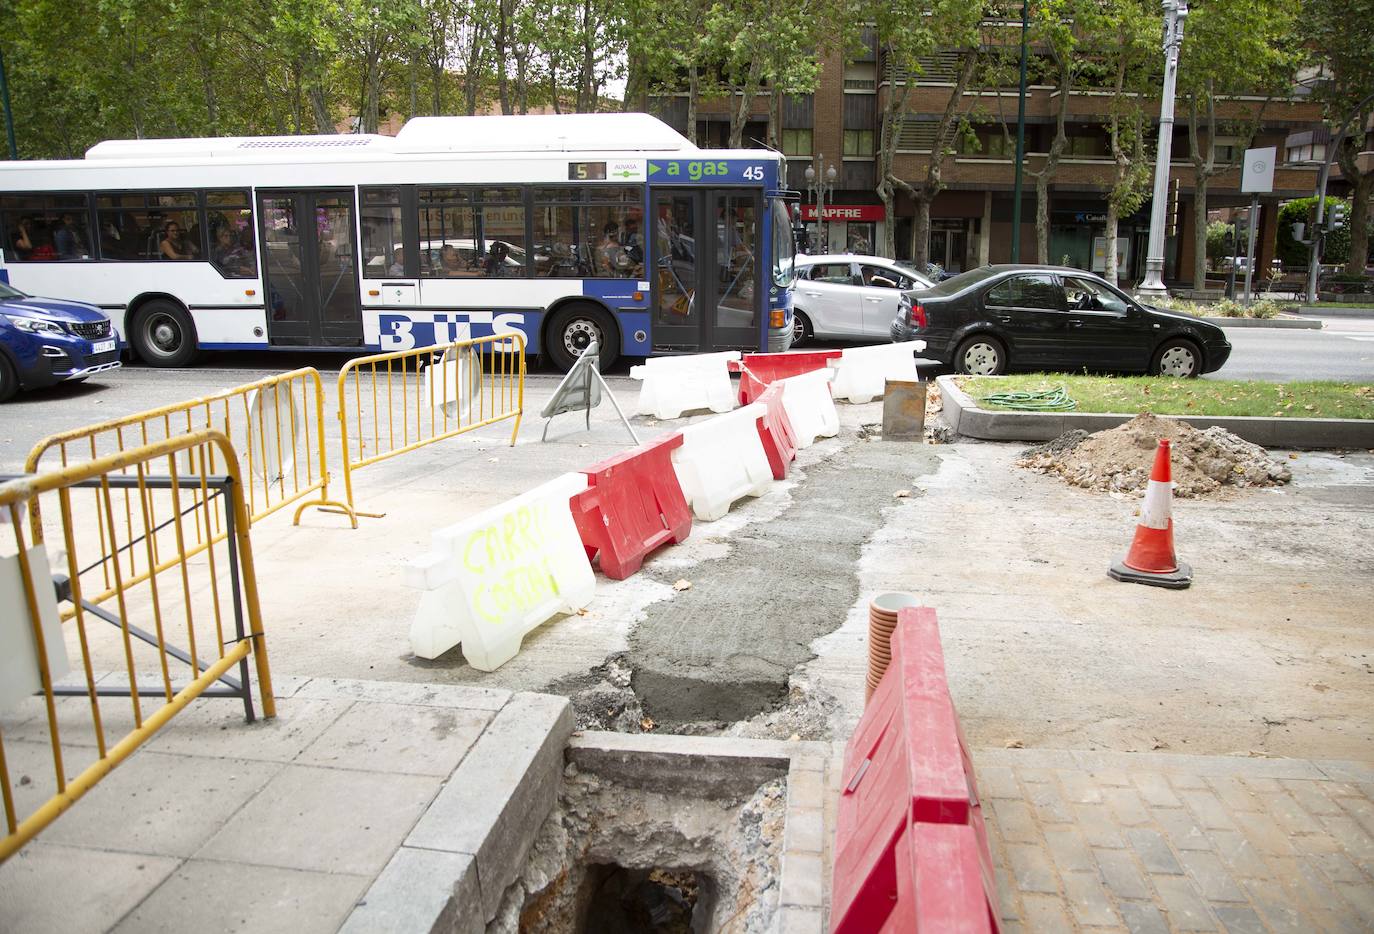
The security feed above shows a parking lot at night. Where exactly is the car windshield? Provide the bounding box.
[0,281,28,300]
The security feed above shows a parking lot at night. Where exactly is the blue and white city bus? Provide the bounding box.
[0,113,797,370]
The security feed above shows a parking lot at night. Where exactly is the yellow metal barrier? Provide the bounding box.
[24,367,355,603]
[0,431,275,863]
[336,333,525,515]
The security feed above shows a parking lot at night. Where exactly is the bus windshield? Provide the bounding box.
[771,199,796,288]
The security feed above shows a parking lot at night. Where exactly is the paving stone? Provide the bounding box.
[788,766,826,812]
[339,847,480,934]
[1027,781,1075,825]
[1020,893,1073,929]
[1238,776,1282,794]
[1256,791,1316,837]
[1208,829,1272,879]
[1126,828,1183,875]
[1103,786,1152,826]
[992,799,1042,845]
[1311,852,1367,886]
[407,693,573,923]
[33,750,279,857]
[1179,789,1239,831]
[1204,776,1261,813]
[1241,878,1307,934]
[1313,761,1374,784]
[1119,900,1171,934]
[1281,779,1346,817]
[198,764,440,876]
[1151,874,1218,931]
[1061,870,1119,927]
[1016,767,1056,784]
[1335,794,1374,837]
[779,851,824,909]
[1210,903,1269,934]
[1089,768,1134,788]
[1232,811,1297,857]
[1151,806,1211,851]
[0,842,180,934]
[1167,773,1211,791]
[295,701,491,776]
[1075,802,1126,848]
[1132,772,1182,808]
[776,906,825,933]
[1006,843,1060,894]
[1177,849,1247,902]
[996,873,1021,920]
[1321,814,1374,869]
[1335,880,1374,925]
[118,859,368,934]
[1289,829,1342,856]
[784,807,824,854]
[1056,769,1104,804]
[978,764,1021,799]
[1095,847,1153,900]
[1043,827,1094,873]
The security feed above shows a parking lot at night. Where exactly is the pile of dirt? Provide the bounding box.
[1018,412,1292,497]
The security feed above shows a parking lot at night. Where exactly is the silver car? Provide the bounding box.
[791,254,934,346]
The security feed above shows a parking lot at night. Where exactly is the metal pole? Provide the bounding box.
[1010,0,1029,263]
[1243,194,1258,304]
[1137,0,1187,298]
[0,46,18,159]
[817,154,826,252]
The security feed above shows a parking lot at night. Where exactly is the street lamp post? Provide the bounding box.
[805,156,837,253]
[1136,0,1188,299]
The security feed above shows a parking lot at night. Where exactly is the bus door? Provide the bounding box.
[650,189,762,352]
[257,189,361,346]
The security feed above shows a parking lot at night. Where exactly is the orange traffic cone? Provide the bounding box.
[1108,438,1193,589]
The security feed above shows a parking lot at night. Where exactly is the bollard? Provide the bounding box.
[882,379,927,442]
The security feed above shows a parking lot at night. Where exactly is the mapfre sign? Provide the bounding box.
[799,204,886,221]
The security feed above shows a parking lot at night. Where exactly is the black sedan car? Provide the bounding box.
[890,265,1231,377]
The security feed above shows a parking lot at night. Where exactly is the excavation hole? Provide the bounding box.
[578,864,713,933]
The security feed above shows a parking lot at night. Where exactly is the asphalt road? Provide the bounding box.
[2,318,1371,471]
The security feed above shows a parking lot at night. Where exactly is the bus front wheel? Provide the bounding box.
[131,301,199,367]
[547,304,618,372]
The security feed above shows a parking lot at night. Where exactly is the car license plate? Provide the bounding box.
[92,339,116,354]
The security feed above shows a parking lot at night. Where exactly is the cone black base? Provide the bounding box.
[1108,559,1193,589]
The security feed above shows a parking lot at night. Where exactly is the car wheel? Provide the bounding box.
[547,303,618,372]
[954,335,1006,376]
[792,310,813,348]
[0,354,18,402]
[1152,338,1200,378]
[131,300,199,367]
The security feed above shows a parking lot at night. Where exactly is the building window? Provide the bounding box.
[843,129,875,157]
[958,129,1010,157]
[782,128,813,156]
[844,62,877,91]
[1066,134,1106,157]
[1212,137,1240,164]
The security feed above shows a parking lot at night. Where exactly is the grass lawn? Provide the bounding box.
[1310,302,1374,309]
[958,374,1374,420]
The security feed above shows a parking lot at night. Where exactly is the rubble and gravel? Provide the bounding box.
[1017,412,1293,496]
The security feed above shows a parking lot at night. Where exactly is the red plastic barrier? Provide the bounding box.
[571,432,691,580]
[731,350,841,404]
[755,384,798,480]
[831,607,1001,934]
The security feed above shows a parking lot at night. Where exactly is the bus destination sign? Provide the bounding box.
[568,161,607,180]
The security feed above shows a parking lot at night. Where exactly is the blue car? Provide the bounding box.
[0,280,121,402]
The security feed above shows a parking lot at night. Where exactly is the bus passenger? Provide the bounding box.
[54,214,86,259]
[597,222,627,277]
[10,217,35,259]
[211,227,253,276]
[483,241,509,277]
[388,247,407,276]
[440,244,467,276]
[160,221,197,260]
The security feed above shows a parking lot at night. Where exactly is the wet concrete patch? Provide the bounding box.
[622,440,942,730]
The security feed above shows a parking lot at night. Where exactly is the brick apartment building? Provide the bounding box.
[650,31,1327,289]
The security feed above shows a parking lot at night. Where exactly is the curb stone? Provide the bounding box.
[936,375,1374,449]
[1294,305,1374,319]
[1200,315,1320,329]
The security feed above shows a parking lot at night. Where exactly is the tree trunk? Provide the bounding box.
[1035,170,1051,264]
[769,87,782,150]
[687,70,699,145]
[912,198,932,269]
[1346,172,1373,277]
[1104,205,1120,287]
[878,183,896,257]
[309,85,332,134]
[1192,175,1210,289]
[497,0,512,115]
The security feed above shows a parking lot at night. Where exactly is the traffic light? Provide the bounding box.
[1328,202,1347,231]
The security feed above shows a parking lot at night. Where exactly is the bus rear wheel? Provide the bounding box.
[547,303,618,372]
[131,300,199,367]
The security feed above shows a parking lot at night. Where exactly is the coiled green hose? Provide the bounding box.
[979,386,1077,411]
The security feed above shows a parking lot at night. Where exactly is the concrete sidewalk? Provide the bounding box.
[3,373,1371,931]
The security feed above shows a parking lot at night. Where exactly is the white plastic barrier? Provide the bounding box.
[629,351,740,420]
[671,403,772,520]
[406,473,595,670]
[827,340,927,404]
[778,369,839,448]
